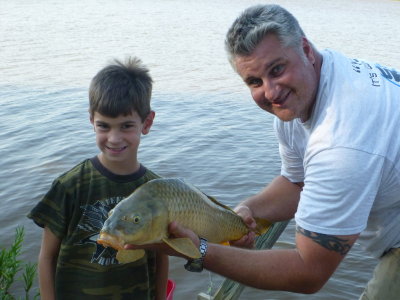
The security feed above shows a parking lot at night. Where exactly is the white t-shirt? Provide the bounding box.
[275,49,400,258]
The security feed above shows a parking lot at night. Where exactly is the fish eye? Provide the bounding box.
[121,215,141,223]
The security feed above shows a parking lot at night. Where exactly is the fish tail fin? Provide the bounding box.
[254,217,272,236]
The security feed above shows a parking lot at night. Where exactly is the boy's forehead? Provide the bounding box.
[93,111,141,123]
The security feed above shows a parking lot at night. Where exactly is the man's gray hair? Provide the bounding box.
[225,4,305,67]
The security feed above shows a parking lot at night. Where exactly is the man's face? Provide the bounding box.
[234,34,319,122]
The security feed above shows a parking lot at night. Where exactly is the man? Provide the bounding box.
[127,4,400,299]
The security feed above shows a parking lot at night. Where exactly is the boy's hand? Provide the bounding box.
[230,205,256,248]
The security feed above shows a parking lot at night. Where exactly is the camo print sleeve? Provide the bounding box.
[28,178,71,239]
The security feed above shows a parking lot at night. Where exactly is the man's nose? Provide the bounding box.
[263,79,281,102]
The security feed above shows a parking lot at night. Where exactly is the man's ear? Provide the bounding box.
[142,111,155,135]
[302,37,315,65]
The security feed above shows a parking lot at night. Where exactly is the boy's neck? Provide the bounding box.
[97,154,141,175]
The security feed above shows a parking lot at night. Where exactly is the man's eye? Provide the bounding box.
[271,64,284,77]
[247,78,262,87]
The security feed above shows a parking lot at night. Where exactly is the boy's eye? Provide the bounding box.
[96,123,109,130]
[122,124,134,129]
[121,123,138,130]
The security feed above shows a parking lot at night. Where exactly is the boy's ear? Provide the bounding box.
[142,111,155,135]
[90,115,97,132]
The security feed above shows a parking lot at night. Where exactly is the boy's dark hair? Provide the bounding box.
[89,57,153,122]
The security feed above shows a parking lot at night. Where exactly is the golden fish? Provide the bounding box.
[97,178,270,263]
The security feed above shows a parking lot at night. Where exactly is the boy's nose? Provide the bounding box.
[108,130,122,143]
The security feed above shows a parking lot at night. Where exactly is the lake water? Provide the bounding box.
[1,0,399,299]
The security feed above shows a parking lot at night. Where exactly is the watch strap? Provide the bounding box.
[184,237,208,272]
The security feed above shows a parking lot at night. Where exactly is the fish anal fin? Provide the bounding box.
[116,249,145,264]
[162,237,201,259]
[254,218,272,235]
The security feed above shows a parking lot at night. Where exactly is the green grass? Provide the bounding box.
[0,227,39,300]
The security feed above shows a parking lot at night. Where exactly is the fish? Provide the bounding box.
[97,178,271,263]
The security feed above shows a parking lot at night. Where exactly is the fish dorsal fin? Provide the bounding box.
[204,194,235,212]
[116,249,145,264]
[179,178,234,212]
[162,237,201,259]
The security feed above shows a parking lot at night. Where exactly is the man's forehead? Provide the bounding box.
[234,35,285,61]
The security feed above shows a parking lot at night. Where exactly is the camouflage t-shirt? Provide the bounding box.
[28,157,160,300]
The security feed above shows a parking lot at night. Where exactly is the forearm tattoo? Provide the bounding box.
[296,226,351,255]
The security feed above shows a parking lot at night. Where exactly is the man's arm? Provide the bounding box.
[38,227,61,300]
[128,222,358,293]
[238,175,302,223]
[200,172,358,292]
[202,226,359,293]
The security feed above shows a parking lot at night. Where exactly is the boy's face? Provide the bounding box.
[90,110,154,175]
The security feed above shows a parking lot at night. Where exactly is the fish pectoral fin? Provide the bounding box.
[162,238,201,259]
[116,249,145,264]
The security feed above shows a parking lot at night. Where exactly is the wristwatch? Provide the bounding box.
[184,237,208,272]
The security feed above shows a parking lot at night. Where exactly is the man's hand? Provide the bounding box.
[124,221,200,259]
[230,205,257,248]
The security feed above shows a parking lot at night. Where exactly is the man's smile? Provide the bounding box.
[272,91,290,107]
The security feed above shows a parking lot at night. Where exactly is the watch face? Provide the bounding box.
[184,258,204,272]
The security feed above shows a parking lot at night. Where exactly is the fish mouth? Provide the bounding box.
[97,232,125,250]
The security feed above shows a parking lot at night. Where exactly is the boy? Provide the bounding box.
[28,57,168,299]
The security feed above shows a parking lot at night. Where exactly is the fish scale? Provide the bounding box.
[159,179,248,242]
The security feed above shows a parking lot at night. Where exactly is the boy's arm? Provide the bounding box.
[38,226,61,300]
[155,252,169,300]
